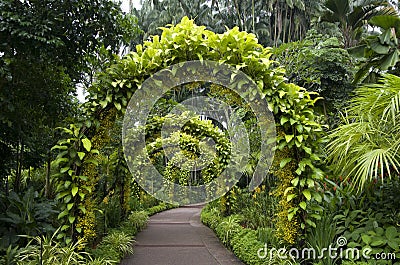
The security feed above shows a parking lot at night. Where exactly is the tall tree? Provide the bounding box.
[321,0,397,48]
[131,0,323,47]
[0,0,139,191]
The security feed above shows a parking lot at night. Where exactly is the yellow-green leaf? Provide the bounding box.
[100,100,107,109]
[77,152,85,160]
[68,216,76,224]
[60,167,69,174]
[81,138,91,152]
[114,102,121,111]
[296,135,303,142]
[302,189,311,200]
[280,158,292,168]
[284,186,294,196]
[58,209,69,220]
[291,177,299,186]
[285,134,294,143]
[288,212,295,221]
[287,194,297,202]
[71,186,78,197]
[78,205,86,214]
[280,116,289,125]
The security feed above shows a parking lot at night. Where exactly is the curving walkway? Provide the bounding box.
[120,206,244,265]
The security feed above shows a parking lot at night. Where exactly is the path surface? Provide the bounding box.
[120,206,244,265]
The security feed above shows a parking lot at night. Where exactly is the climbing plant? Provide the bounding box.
[144,113,231,186]
[51,124,99,243]
[52,17,325,244]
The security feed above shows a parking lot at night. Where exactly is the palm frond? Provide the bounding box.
[326,74,400,192]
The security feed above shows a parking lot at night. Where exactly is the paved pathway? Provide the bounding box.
[120,206,244,265]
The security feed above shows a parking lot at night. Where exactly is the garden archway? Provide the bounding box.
[53,17,324,245]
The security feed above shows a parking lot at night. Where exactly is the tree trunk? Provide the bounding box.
[277,4,283,46]
[45,152,51,198]
[233,0,243,30]
[288,8,293,42]
[252,0,255,34]
[273,3,278,46]
[283,6,288,43]
[14,139,23,192]
[5,176,9,196]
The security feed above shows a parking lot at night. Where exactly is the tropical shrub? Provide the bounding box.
[326,74,400,191]
[0,188,58,247]
[99,195,124,232]
[225,186,278,229]
[306,175,400,264]
[89,208,157,263]
[200,204,222,231]
[305,212,338,265]
[215,215,242,246]
[126,211,149,231]
[202,205,297,265]
[145,202,177,216]
[95,231,134,260]
[273,30,354,125]
[335,210,400,261]
[230,229,266,265]
[349,12,400,83]
[16,229,92,265]
[0,245,19,265]
[256,227,281,248]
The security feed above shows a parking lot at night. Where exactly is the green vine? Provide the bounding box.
[52,16,325,244]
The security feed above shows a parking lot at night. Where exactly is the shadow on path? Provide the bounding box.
[120,206,244,265]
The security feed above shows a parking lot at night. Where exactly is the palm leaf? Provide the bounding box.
[326,74,400,192]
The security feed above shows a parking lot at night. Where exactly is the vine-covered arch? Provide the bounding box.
[53,17,324,244]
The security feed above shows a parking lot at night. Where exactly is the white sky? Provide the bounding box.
[77,0,142,102]
[121,0,142,12]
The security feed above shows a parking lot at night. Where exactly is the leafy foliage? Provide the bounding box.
[326,74,400,191]
[350,13,400,83]
[126,211,149,232]
[0,188,58,247]
[16,229,92,265]
[320,0,397,48]
[51,124,99,242]
[273,29,355,125]
[201,204,298,265]
[52,16,326,244]
[226,186,278,230]
[95,231,134,260]
[305,212,338,265]
[137,111,231,186]
[131,0,323,47]
[0,0,139,82]
[0,0,140,191]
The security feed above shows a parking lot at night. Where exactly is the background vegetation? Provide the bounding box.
[1,0,400,264]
